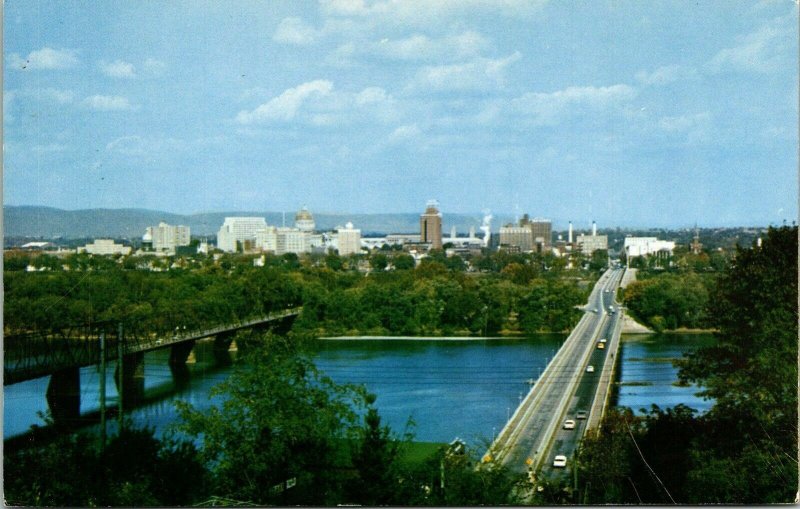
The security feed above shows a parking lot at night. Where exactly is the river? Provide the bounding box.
[4,333,713,443]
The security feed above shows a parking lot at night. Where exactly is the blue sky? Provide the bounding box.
[4,0,798,228]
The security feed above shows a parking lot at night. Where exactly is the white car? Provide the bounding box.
[586,365,595,373]
[552,455,567,468]
[563,419,576,430]
[599,338,607,344]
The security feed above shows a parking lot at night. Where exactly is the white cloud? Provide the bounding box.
[708,15,794,73]
[355,86,388,105]
[99,59,136,78]
[236,80,334,124]
[659,112,711,132]
[7,47,79,70]
[511,84,638,125]
[658,112,713,144]
[635,65,697,86]
[409,52,522,92]
[39,88,75,103]
[32,143,69,154]
[388,123,422,143]
[320,0,548,23]
[83,95,136,111]
[273,17,319,45]
[143,58,167,75]
[374,31,489,61]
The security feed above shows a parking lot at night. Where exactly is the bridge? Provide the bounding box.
[4,307,302,424]
[484,268,625,484]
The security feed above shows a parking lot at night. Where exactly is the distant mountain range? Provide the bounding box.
[3,206,514,240]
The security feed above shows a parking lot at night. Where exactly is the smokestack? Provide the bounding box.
[757,237,763,248]
[568,221,573,244]
[592,220,597,237]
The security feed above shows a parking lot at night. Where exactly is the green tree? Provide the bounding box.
[176,333,367,505]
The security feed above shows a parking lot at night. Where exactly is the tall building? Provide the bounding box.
[499,225,534,251]
[276,227,308,255]
[217,217,268,252]
[624,237,675,257]
[337,222,362,256]
[144,222,191,252]
[420,200,443,250]
[294,206,315,232]
[528,218,552,252]
[576,233,608,255]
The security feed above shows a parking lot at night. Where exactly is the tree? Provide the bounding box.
[176,333,368,505]
[677,226,798,503]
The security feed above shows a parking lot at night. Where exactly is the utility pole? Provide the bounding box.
[99,332,107,448]
[117,322,123,430]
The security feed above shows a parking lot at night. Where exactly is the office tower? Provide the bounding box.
[145,222,191,252]
[528,218,552,251]
[420,200,443,250]
[217,217,268,252]
[338,222,362,256]
[499,225,534,251]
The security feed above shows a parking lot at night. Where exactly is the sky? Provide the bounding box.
[3,0,798,228]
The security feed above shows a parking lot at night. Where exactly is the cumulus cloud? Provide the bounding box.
[374,31,489,61]
[236,80,334,124]
[320,0,548,23]
[99,59,136,78]
[511,84,637,125]
[635,64,697,86]
[7,47,79,70]
[658,111,712,143]
[273,17,319,45]
[388,123,422,143]
[235,82,399,127]
[409,52,522,92]
[143,58,167,75]
[83,95,136,111]
[708,15,794,73]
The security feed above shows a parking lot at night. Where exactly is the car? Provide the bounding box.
[597,342,605,349]
[599,338,607,343]
[563,419,576,430]
[592,308,599,313]
[586,365,595,373]
[576,410,588,420]
[552,455,567,468]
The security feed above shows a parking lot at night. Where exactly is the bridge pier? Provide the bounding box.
[46,367,81,426]
[115,352,145,409]
[169,340,196,365]
[213,331,237,364]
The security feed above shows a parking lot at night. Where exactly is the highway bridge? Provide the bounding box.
[484,268,625,482]
[4,307,301,424]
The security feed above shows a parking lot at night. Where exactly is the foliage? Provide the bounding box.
[580,226,798,504]
[3,426,207,507]
[175,333,369,505]
[623,272,714,330]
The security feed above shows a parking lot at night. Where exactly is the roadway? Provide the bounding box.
[487,267,624,476]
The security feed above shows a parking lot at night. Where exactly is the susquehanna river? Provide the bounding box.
[4,334,712,443]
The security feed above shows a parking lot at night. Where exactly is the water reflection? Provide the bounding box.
[617,333,715,414]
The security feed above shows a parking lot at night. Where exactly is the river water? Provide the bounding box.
[4,333,713,443]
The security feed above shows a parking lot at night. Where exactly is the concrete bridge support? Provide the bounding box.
[169,340,196,365]
[213,331,237,364]
[46,366,81,426]
[115,352,145,409]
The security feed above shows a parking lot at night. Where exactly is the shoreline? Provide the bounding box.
[320,335,513,341]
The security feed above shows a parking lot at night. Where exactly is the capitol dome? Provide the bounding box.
[294,206,315,232]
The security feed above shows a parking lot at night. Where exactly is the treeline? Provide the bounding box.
[576,226,798,504]
[4,334,526,506]
[4,250,590,336]
[622,271,717,331]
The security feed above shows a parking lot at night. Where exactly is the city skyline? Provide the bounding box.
[4,1,798,228]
